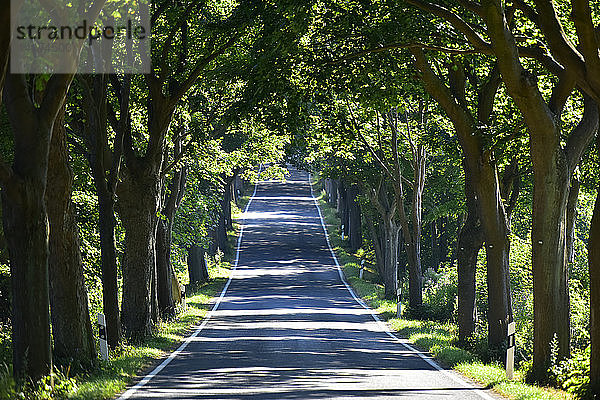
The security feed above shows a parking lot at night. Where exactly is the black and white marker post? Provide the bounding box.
[506,321,516,380]
[341,224,345,241]
[180,284,186,309]
[97,313,109,361]
[359,260,365,279]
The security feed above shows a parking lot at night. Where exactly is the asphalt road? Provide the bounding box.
[119,168,498,400]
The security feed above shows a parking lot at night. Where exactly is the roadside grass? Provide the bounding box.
[69,266,230,400]
[313,182,571,400]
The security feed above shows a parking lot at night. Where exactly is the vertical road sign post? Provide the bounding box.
[97,313,109,361]
[341,224,345,241]
[359,260,365,279]
[397,287,402,317]
[506,321,516,380]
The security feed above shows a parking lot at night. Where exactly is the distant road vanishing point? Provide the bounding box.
[118,167,500,400]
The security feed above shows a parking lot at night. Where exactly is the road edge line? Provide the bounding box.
[117,166,262,400]
[307,173,496,400]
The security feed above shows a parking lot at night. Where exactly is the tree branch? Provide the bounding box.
[571,0,600,89]
[328,42,484,65]
[172,34,240,101]
[565,94,599,171]
[405,0,490,51]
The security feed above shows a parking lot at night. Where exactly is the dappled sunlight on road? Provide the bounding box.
[125,168,492,400]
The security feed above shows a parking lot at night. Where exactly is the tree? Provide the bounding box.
[411,51,519,350]
[403,0,598,379]
[46,105,95,368]
[70,73,127,348]
[0,0,105,380]
[117,1,245,340]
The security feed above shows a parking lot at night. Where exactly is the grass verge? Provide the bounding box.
[313,184,571,400]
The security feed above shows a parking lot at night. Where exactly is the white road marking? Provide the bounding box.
[117,166,263,399]
[307,173,497,400]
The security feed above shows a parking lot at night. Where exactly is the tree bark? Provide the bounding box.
[2,73,76,380]
[457,166,484,343]
[82,74,124,348]
[157,163,187,318]
[97,188,121,347]
[117,166,160,341]
[337,181,349,237]
[328,179,338,205]
[223,178,233,231]
[3,180,52,380]
[365,210,385,280]
[439,217,449,263]
[476,152,513,349]
[431,220,441,271]
[46,106,95,368]
[531,151,572,369]
[347,184,362,252]
[156,220,175,317]
[589,177,600,397]
[381,216,400,300]
[566,174,579,264]
[188,246,209,284]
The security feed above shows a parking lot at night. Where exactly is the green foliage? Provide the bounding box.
[550,348,591,399]
[421,264,457,321]
[0,264,9,325]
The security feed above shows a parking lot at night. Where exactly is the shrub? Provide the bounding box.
[422,264,457,321]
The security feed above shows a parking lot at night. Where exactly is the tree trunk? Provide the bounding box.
[457,169,484,343]
[566,175,579,264]
[96,189,121,348]
[214,212,227,253]
[157,164,186,318]
[337,181,348,236]
[531,151,572,379]
[405,241,423,311]
[473,153,513,351]
[83,73,124,349]
[2,74,66,381]
[347,185,362,252]
[46,106,95,368]
[188,246,209,284]
[328,179,338,205]
[365,210,385,279]
[382,216,400,300]
[3,185,52,380]
[439,217,449,263]
[156,220,175,317]
[589,180,600,397]
[431,220,441,271]
[224,178,233,231]
[117,166,160,341]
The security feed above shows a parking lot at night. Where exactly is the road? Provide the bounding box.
[119,168,498,400]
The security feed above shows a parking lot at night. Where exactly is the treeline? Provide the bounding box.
[0,0,306,384]
[297,0,600,396]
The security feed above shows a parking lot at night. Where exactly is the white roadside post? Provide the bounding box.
[97,313,109,361]
[396,287,402,317]
[359,259,365,279]
[180,284,186,309]
[341,224,345,240]
[204,254,210,277]
[506,321,516,380]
